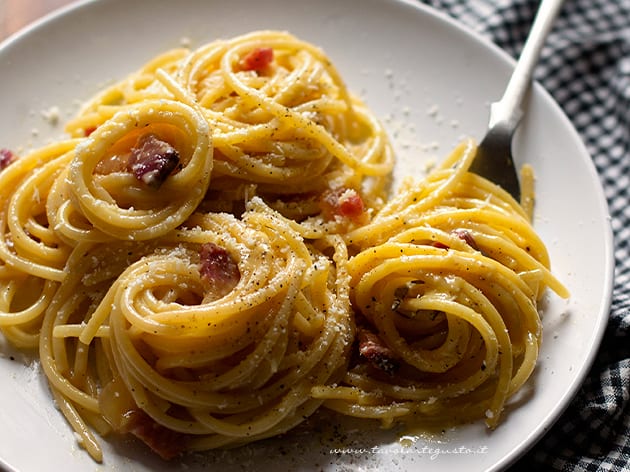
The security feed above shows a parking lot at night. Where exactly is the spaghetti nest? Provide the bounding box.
[65,30,394,222]
[0,30,567,463]
[40,200,352,460]
[313,139,569,428]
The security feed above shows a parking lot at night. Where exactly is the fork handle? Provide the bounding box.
[488,0,565,132]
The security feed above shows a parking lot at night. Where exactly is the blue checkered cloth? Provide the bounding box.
[419,0,630,470]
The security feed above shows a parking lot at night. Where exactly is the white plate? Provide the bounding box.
[0,0,614,471]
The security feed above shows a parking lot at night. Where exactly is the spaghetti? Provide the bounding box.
[0,30,567,463]
[312,139,569,428]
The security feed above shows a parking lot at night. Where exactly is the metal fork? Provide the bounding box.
[469,0,565,202]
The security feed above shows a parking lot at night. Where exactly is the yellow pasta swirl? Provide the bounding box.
[67,99,213,241]
[312,139,568,428]
[66,30,394,223]
[0,30,568,464]
[38,199,351,460]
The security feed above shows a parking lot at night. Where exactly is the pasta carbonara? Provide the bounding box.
[0,30,567,462]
